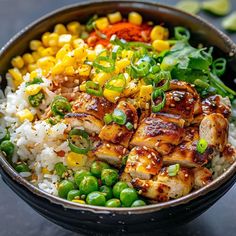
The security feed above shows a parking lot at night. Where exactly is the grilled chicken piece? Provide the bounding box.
[72,93,114,120]
[202,95,231,119]
[99,101,138,147]
[131,117,184,154]
[64,113,103,134]
[200,113,228,152]
[93,141,128,168]
[125,146,162,180]
[132,167,194,201]
[193,167,212,189]
[151,113,185,128]
[183,126,199,142]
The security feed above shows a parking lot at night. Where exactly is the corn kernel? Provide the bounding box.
[20,67,27,75]
[41,167,50,174]
[77,64,91,77]
[58,34,73,47]
[152,39,170,52]
[74,45,87,60]
[121,50,134,59]
[27,64,38,73]
[115,58,130,73]
[25,84,42,95]
[62,53,75,67]
[56,44,72,60]
[51,62,65,75]
[41,47,58,57]
[86,49,96,61]
[22,53,35,64]
[54,23,67,35]
[16,109,34,122]
[93,72,111,86]
[150,25,165,41]
[32,51,41,61]
[37,56,55,70]
[103,88,120,103]
[107,11,122,24]
[67,21,80,35]
[72,38,85,48]
[128,12,142,25]
[79,83,86,92]
[41,32,50,47]
[95,17,109,30]
[30,40,42,51]
[64,66,75,76]
[37,46,45,55]
[11,56,24,69]
[139,85,153,108]
[66,152,87,168]
[30,71,38,80]
[8,68,23,87]
[48,33,59,47]
[123,80,140,97]
[72,199,85,204]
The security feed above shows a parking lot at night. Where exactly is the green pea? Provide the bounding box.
[74,170,92,187]
[105,198,121,208]
[100,185,113,200]
[120,188,138,207]
[101,169,118,186]
[86,191,106,206]
[91,161,110,177]
[79,176,98,195]
[58,180,75,199]
[0,128,10,143]
[131,200,146,207]
[0,140,14,157]
[67,189,81,201]
[54,162,67,177]
[113,181,129,198]
[15,163,30,173]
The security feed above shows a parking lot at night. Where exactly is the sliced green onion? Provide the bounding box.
[86,81,103,97]
[68,128,90,154]
[51,96,71,117]
[28,92,45,107]
[104,113,113,124]
[197,138,208,154]
[194,79,210,89]
[112,45,122,60]
[127,41,153,50]
[105,74,126,92]
[174,26,190,41]
[110,35,127,48]
[212,58,227,77]
[25,77,43,87]
[167,164,180,177]
[125,122,133,130]
[152,89,166,113]
[112,109,127,125]
[93,56,115,73]
[153,71,171,91]
[131,55,153,77]
[85,14,98,32]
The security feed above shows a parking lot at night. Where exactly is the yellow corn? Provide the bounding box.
[67,21,80,35]
[41,167,50,174]
[32,51,41,61]
[22,53,35,64]
[25,84,42,95]
[27,64,38,73]
[107,11,122,24]
[74,45,87,60]
[95,17,109,30]
[103,88,120,103]
[48,33,59,47]
[8,68,23,87]
[64,66,75,76]
[128,12,142,25]
[20,67,28,75]
[66,152,87,168]
[93,72,110,86]
[138,85,153,108]
[152,40,170,52]
[16,109,34,122]
[77,64,91,77]
[41,47,58,57]
[121,50,134,59]
[79,83,86,92]
[51,62,65,75]
[150,25,165,41]
[37,56,55,71]
[56,44,72,60]
[41,32,50,47]
[54,23,67,35]
[62,53,75,67]
[123,80,140,97]
[37,46,45,55]
[29,40,42,51]
[72,199,85,204]
[86,49,96,61]
[72,38,85,48]
[30,71,38,80]
[11,56,24,69]
[115,58,130,73]
[58,34,73,47]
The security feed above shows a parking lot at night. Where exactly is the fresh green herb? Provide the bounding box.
[104,113,113,125]
[85,81,103,97]
[28,92,44,107]
[197,138,208,154]
[112,109,127,125]
[25,77,43,87]
[212,58,227,77]
[174,26,190,41]
[85,14,98,32]
[54,162,67,178]
[167,164,180,177]
[125,122,133,130]
[93,56,115,73]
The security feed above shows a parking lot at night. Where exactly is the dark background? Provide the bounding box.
[0,0,236,235]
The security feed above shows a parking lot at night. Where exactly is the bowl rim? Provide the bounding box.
[0,0,236,214]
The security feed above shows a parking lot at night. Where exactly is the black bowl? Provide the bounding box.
[0,0,236,234]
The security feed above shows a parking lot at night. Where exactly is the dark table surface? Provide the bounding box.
[0,0,236,236]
